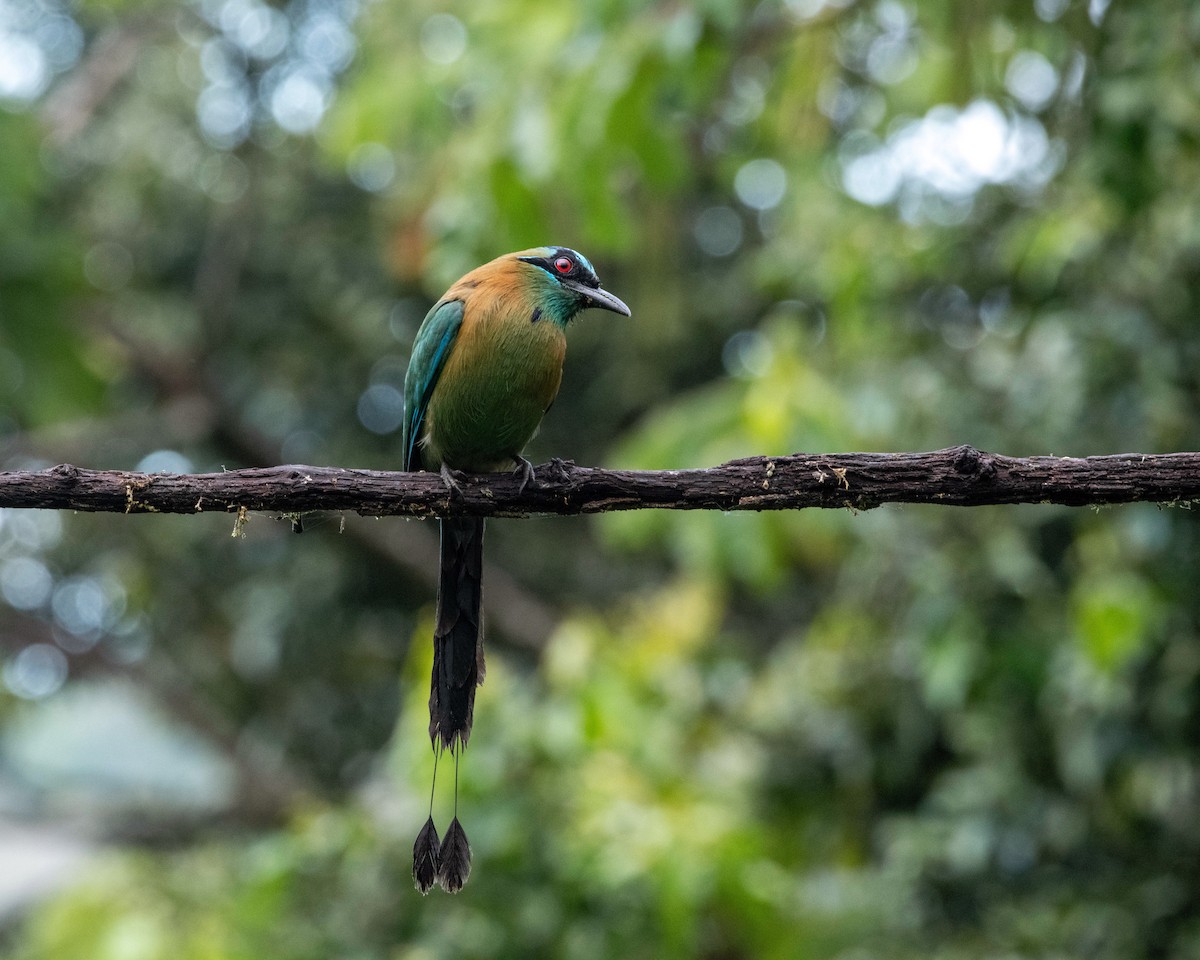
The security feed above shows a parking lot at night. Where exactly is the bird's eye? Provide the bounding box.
[553,256,573,274]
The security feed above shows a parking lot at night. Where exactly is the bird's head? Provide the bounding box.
[515,246,631,323]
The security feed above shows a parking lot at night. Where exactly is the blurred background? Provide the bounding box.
[0,0,1199,956]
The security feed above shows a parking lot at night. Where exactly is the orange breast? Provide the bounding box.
[424,276,566,472]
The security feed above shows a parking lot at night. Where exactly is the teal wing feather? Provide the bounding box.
[402,299,464,471]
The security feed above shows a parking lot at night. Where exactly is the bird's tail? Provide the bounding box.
[430,516,486,751]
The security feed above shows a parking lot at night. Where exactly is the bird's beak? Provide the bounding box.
[563,279,631,316]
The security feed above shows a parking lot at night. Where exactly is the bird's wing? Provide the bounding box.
[402,298,464,471]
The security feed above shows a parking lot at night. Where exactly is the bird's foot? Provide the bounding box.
[546,457,575,485]
[439,463,469,500]
[512,456,536,495]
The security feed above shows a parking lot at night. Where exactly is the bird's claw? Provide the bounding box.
[439,463,469,500]
[512,456,536,495]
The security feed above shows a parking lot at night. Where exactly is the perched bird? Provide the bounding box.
[402,246,630,893]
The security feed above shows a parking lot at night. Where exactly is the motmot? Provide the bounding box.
[402,247,630,893]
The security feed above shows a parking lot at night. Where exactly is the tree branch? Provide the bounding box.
[41,19,161,145]
[2,447,1198,518]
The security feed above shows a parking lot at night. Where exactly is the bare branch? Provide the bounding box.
[41,20,160,144]
[1,447,1198,518]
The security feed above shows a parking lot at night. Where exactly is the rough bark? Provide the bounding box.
[1,446,1197,518]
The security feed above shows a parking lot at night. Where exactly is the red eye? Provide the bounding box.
[554,256,573,274]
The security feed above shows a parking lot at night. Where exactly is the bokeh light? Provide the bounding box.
[1006,50,1059,111]
[734,158,787,211]
[4,644,68,700]
[0,0,81,106]
[839,100,1059,218]
[694,206,743,257]
[357,384,405,435]
[419,13,467,66]
[0,557,53,611]
[347,141,396,192]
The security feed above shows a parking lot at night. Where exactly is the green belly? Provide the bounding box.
[424,326,564,472]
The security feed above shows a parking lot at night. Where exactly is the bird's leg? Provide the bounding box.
[512,455,536,494]
[439,462,469,499]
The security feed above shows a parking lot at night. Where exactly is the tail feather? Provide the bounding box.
[430,516,486,750]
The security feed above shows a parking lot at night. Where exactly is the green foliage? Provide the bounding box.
[0,113,104,425]
[1,0,1200,957]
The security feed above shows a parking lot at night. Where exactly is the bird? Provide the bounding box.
[402,246,630,893]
